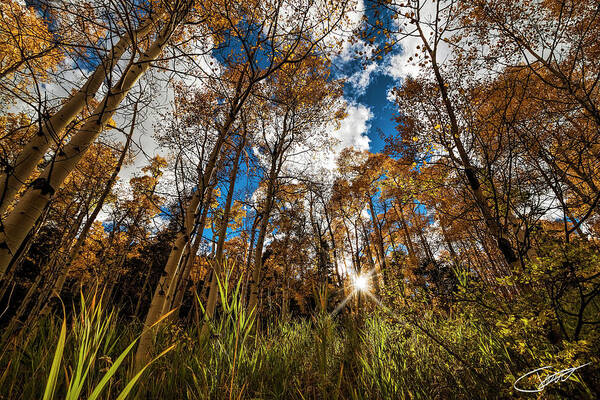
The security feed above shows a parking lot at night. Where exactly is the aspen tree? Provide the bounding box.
[135,0,351,367]
[0,12,160,214]
[203,129,247,323]
[0,3,192,275]
[382,0,523,269]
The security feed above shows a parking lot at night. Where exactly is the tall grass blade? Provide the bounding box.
[115,343,177,400]
[86,338,138,400]
[43,303,66,400]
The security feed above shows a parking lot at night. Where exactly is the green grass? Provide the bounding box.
[0,288,173,400]
[0,309,593,399]
[1,273,596,399]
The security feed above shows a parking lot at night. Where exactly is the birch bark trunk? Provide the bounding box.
[0,17,180,276]
[0,17,158,214]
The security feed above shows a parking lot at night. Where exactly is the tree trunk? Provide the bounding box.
[48,102,138,302]
[0,17,181,276]
[281,235,290,320]
[0,16,158,215]
[410,207,435,263]
[438,217,460,268]
[135,192,200,368]
[247,158,278,314]
[361,221,380,295]
[322,202,342,286]
[134,261,154,318]
[204,132,246,324]
[247,206,270,314]
[135,92,239,370]
[241,215,260,305]
[394,203,418,267]
[368,197,386,289]
[169,186,214,315]
[415,22,520,270]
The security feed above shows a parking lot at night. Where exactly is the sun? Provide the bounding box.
[353,274,370,292]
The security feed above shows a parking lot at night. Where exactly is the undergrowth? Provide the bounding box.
[0,275,596,399]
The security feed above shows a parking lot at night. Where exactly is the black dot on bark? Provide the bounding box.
[30,177,55,196]
[498,237,518,263]
[465,168,480,190]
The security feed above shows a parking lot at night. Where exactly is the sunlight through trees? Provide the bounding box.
[0,0,599,398]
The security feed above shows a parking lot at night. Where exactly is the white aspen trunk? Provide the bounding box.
[247,214,268,314]
[135,113,234,369]
[0,17,158,215]
[0,19,178,276]
[247,165,278,314]
[203,132,245,325]
[165,186,213,316]
[368,197,386,290]
[171,232,203,314]
[362,222,381,296]
[47,106,137,302]
[134,191,200,369]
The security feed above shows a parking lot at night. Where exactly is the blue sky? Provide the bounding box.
[332,1,403,154]
[345,71,397,153]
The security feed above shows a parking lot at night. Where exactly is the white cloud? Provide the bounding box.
[335,103,372,151]
[253,101,372,185]
[382,0,452,81]
[288,101,372,180]
[383,38,423,80]
[347,62,378,94]
[110,37,218,181]
[336,34,374,64]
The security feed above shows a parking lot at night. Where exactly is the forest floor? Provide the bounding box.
[0,286,596,400]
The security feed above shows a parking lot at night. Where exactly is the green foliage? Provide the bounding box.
[0,289,173,400]
[451,236,600,398]
[43,303,66,400]
[1,308,595,399]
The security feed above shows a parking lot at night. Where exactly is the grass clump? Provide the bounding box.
[1,268,597,399]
